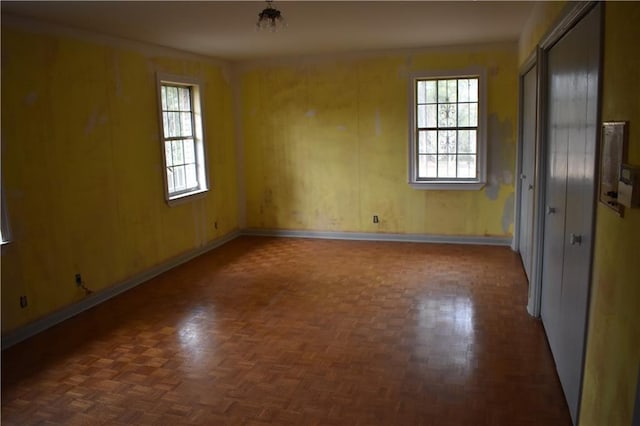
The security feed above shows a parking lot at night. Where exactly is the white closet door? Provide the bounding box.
[518,65,537,281]
[540,5,601,424]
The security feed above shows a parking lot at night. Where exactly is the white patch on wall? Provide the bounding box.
[305,109,316,118]
[337,125,347,131]
[503,170,513,185]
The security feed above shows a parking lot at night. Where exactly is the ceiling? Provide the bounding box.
[1,1,536,61]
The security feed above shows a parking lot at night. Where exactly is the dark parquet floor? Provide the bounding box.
[1,236,571,425]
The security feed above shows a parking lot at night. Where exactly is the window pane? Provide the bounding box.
[426,104,437,128]
[165,141,173,166]
[426,130,437,153]
[470,130,477,153]
[469,79,478,102]
[458,130,477,154]
[447,80,457,103]
[458,103,470,127]
[166,86,179,110]
[418,155,427,178]
[163,112,170,138]
[418,154,437,178]
[438,155,456,178]
[161,86,167,110]
[469,103,478,127]
[166,167,175,193]
[457,155,477,178]
[185,164,198,188]
[418,131,427,154]
[438,130,457,155]
[458,79,469,102]
[427,155,437,177]
[180,112,193,137]
[417,81,426,104]
[179,87,191,111]
[426,81,437,103]
[174,165,186,190]
[417,105,426,128]
[438,104,456,128]
[184,139,196,163]
[437,80,448,103]
[167,112,180,137]
[172,140,184,165]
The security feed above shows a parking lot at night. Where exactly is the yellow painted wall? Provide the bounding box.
[240,45,518,236]
[518,2,640,424]
[580,3,640,424]
[518,1,567,64]
[1,25,239,333]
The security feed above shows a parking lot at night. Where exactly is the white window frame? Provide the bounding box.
[408,68,487,190]
[157,73,209,205]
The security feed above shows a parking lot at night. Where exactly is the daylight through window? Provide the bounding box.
[409,72,485,189]
[158,77,208,203]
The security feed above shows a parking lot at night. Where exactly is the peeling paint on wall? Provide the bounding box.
[242,46,519,236]
[502,192,515,234]
[485,113,515,200]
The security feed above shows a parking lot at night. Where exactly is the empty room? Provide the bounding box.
[1,1,638,425]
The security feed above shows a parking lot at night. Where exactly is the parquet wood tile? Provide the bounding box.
[2,237,571,425]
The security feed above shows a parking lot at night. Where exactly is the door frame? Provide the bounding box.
[512,51,537,255]
[513,51,538,296]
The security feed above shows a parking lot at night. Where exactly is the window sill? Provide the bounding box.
[166,188,209,206]
[409,182,486,191]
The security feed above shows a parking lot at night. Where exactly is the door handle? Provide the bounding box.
[546,206,556,215]
[521,174,527,180]
[528,184,534,190]
[570,233,582,245]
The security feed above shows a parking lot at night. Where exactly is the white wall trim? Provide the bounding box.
[243,228,511,246]
[1,230,241,350]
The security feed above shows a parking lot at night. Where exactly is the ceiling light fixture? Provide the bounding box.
[256,0,286,32]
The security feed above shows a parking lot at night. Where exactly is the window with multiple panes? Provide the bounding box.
[158,76,208,203]
[409,71,486,189]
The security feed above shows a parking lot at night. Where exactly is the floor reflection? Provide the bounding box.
[416,294,475,380]
[177,306,217,364]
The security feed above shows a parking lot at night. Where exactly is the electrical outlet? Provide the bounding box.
[214,221,218,230]
[75,273,82,287]
[19,295,28,308]
[373,215,379,224]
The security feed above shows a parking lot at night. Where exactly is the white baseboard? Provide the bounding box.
[2,227,511,349]
[242,228,512,246]
[1,230,241,350]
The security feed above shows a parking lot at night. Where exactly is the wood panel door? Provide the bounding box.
[540,5,601,424]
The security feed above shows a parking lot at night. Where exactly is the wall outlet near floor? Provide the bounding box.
[75,273,82,287]
[19,295,28,308]
[373,215,379,224]
[214,221,218,230]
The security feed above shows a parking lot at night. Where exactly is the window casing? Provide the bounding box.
[408,69,486,190]
[157,74,208,204]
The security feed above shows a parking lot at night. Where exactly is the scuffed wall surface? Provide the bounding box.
[240,45,519,237]
[1,26,239,333]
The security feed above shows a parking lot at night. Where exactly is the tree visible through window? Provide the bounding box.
[409,72,485,189]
